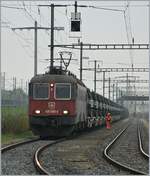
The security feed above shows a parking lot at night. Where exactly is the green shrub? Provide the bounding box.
[2,106,29,134]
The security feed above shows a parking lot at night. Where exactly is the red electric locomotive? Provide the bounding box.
[29,67,87,137]
[29,67,128,137]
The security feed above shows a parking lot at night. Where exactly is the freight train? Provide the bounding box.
[28,67,128,137]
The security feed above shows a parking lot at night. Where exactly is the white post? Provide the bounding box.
[148,0,150,123]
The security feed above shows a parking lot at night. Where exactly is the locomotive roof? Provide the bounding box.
[30,73,85,86]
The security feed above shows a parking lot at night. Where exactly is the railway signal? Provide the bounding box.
[71,19,80,32]
[71,2,81,32]
[73,1,79,31]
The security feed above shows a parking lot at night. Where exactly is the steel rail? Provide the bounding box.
[1,138,40,153]
[138,121,149,159]
[34,138,67,175]
[103,125,147,175]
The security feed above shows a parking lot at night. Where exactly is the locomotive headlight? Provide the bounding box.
[35,110,41,114]
[63,110,69,115]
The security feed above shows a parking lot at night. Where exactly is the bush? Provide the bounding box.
[2,106,29,134]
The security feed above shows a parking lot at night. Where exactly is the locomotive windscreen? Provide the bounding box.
[33,83,49,99]
[55,83,71,99]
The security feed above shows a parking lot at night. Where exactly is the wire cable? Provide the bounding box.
[12,31,33,58]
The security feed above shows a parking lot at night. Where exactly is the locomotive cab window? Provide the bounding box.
[55,83,71,100]
[33,83,49,99]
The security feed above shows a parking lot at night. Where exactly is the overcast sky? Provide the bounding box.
[1,1,149,96]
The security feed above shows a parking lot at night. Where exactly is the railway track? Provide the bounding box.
[103,120,149,175]
[1,138,40,153]
[2,118,148,175]
[33,119,130,175]
[2,133,88,175]
[138,120,149,159]
[34,138,67,175]
[1,137,60,175]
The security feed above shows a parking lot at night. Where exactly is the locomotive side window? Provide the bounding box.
[55,83,71,100]
[33,83,49,99]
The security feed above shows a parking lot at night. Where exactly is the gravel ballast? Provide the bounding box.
[109,117,149,174]
[40,119,132,175]
[2,140,53,175]
[2,116,148,175]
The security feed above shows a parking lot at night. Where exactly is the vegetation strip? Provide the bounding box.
[2,106,28,134]
[103,124,147,175]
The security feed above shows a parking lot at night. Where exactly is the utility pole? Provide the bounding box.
[12,21,39,76]
[12,21,64,76]
[108,77,111,99]
[3,72,5,90]
[80,42,83,81]
[149,1,150,119]
[116,83,118,102]
[13,77,16,90]
[126,73,129,96]
[13,77,16,106]
[134,85,136,116]
[103,71,105,97]
[50,4,54,71]
[26,81,28,95]
[39,3,68,72]
[75,1,77,14]
[112,84,115,101]
[119,89,121,99]
[94,60,96,93]
[21,79,23,90]
[34,21,37,76]
[88,60,103,93]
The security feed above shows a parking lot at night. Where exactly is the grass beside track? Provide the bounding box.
[2,106,29,134]
[1,106,36,145]
[2,131,35,145]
